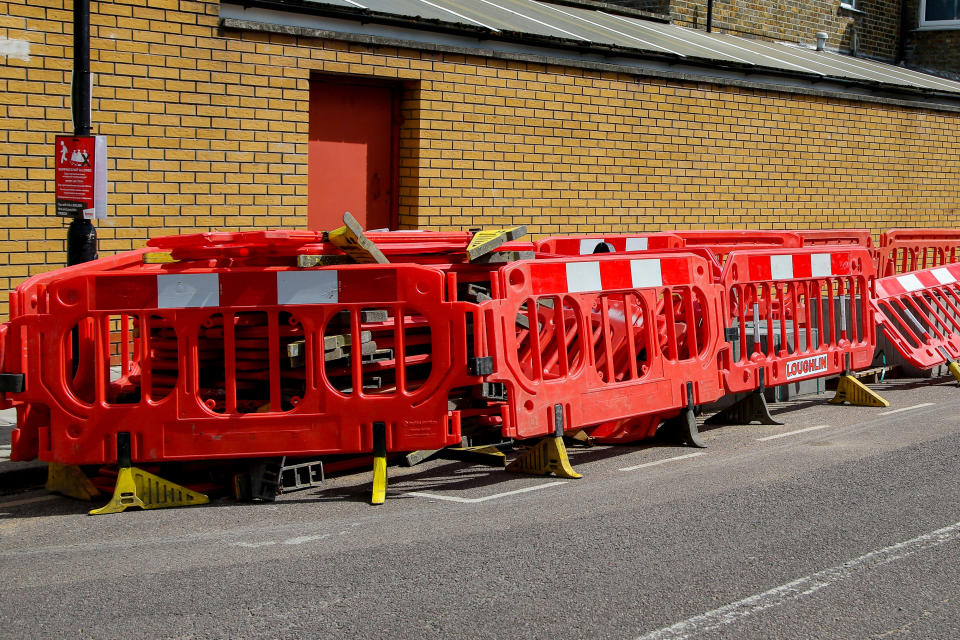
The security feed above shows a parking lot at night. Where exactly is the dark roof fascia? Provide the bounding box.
[250,0,671,24]
[220,5,960,111]
[491,0,671,23]
[228,0,690,65]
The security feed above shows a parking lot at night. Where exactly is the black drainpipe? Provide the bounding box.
[68,0,97,268]
[896,0,910,64]
[706,0,714,32]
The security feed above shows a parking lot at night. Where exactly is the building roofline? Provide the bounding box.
[219,2,960,111]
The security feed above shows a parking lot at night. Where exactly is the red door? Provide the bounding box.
[308,79,396,232]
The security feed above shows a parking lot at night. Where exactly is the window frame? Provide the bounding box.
[919,0,960,28]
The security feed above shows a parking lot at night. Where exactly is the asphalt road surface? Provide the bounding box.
[1,377,959,639]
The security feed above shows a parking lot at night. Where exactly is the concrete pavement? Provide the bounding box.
[1,376,959,638]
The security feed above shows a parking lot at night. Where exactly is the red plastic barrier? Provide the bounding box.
[872,263,960,369]
[534,233,682,255]
[148,229,533,263]
[719,247,877,393]
[672,230,803,264]
[481,252,726,442]
[878,228,960,278]
[4,254,479,465]
[797,229,873,248]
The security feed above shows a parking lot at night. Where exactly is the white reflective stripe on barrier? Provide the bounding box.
[898,274,924,292]
[157,273,219,308]
[931,268,956,285]
[630,259,663,288]
[810,253,832,277]
[770,254,794,280]
[625,237,648,251]
[578,239,605,255]
[565,261,603,292]
[277,271,338,305]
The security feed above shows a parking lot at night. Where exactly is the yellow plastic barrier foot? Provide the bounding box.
[948,360,960,385]
[466,225,527,261]
[437,445,507,467]
[829,375,890,407]
[46,462,100,501]
[89,466,210,515]
[507,405,582,479]
[142,251,175,264]
[89,432,208,515]
[371,422,387,505]
[328,212,389,264]
[566,430,594,447]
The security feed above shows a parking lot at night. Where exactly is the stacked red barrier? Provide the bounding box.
[2,226,960,468]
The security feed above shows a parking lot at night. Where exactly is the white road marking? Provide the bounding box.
[635,520,960,640]
[406,481,567,503]
[0,495,58,509]
[756,424,830,442]
[235,532,334,548]
[283,533,332,545]
[877,402,935,416]
[619,452,706,472]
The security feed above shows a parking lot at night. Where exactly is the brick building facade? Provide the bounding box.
[0,0,959,320]
[612,0,958,75]
[617,0,901,59]
[902,0,960,77]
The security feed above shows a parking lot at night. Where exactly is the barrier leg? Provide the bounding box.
[507,405,582,479]
[665,382,707,448]
[705,370,782,426]
[371,422,387,505]
[829,356,889,408]
[937,347,960,385]
[949,361,960,385]
[46,462,100,501]
[89,433,209,515]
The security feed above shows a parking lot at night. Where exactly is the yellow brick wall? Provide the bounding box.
[0,0,959,321]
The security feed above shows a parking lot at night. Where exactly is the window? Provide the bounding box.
[839,0,862,13]
[921,0,960,27]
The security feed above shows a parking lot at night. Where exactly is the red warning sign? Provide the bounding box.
[55,135,106,218]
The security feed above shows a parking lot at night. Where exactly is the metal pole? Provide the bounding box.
[68,0,96,267]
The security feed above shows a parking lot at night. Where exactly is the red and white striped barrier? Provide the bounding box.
[524,256,697,295]
[874,264,960,297]
[91,268,396,311]
[534,233,682,255]
[872,263,960,370]
[720,247,876,393]
[743,251,856,281]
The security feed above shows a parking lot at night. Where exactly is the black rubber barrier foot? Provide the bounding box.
[705,391,782,426]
